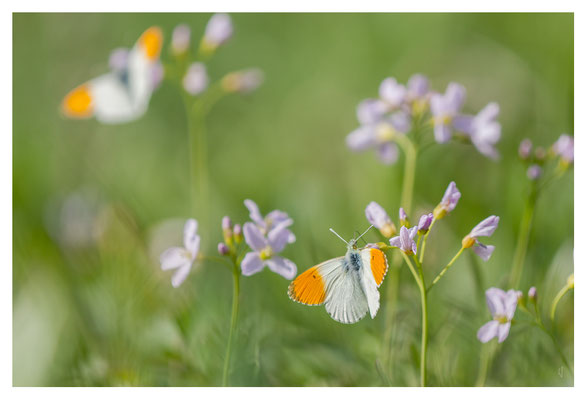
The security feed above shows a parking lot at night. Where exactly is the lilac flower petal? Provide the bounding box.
[441,181,461,212]
[485,287,506,317]
[417,213,433,231]
[377,142,399,165]
[399,207,408,223]
[183,62,208,95]
[268,224,290,253]
[444,82,466,113]
[160,247,191,271]
[477,320,499,343]
[357,98,386,125]
[478,102,500,122]
[453,115,474,134]
[183,219,199,255]
[553,134,574,162]
[504,290,521,320]
[241,252,264,276]
[171,263,192,288]
[266,210,291,228]
[346,125,377,151]
[407,74,429,99]
[204,13,233,47]
[408,226,418,239]
[266,256,297,280]
[365,201,391,230]
[379,77,406,108]
[172,24,191,54]
[243,222,266,252]
[519,139,532,159]
[434,123,452,144]
[497,322,511,343]
[244,199,265,227]
[389,111,411,133]
[473,242,495,261]
[527,165,542,180]
[389,236,401,248]
[469,216,500,238]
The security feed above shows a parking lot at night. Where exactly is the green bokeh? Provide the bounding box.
[13,13,573,386]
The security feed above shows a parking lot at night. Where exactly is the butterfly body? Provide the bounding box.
[289,236,388,324]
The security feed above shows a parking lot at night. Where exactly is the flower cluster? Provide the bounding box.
[477,288,522,343]
[518,133,574,180]
[172,14,264,97]
[347,75,501,163]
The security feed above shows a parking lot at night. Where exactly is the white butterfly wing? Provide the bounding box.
[127,44,154,112]
[359,248,380,319]
[89,73,140,124]
[323,263,369,324]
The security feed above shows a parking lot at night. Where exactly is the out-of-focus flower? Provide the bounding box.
[553,133,574,164]
[527,164,542,180]
[519,139,532,160]
[222,215,233,245]
[171,24,191,55]
[406,74,430,114]
[221,68,264,93]
[389,226,418,255]
[365,201,397,238]
[160,219,200,287]
[244,199,295,243]
[430,83,466,143]
[454,102,501,159]
[183,62,208,95]
[477,288,521,343]
[233,223,243,244]
[528,286,537,302]
[201,13,233,52]
[356,98,387,125]
[241,222,297,279]
[218,242,230,256]
[417,213,434,234]
[346,112,411,165]
[462,215,499,261]
[433,181,461,219]
[399,207,409,227]
[379,78,407,111]
[109,48,129,72]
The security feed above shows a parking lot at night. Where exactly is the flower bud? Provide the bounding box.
[461,235,476,249]
[526,164,542,180]
[233,223,243,244]
[171,24,191,56]
[222,216,233,246]
[518,139,532,160]
[183,62,208,96]
[221,68,264,94]
[218,242,230,256]
[528,286,537,303]
[417,213,433,234]
[201,13,233,54]
[399,207,409,227]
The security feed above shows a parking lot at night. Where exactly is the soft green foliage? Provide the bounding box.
[13,13,573,386]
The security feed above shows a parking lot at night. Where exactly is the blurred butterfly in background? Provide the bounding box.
[288,226,388,324]
[61,27,163,124]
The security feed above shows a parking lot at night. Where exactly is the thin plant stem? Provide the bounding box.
[550,285,571,322]
[535,320,573,375]
[427,247,465,292]
[508,186,537,288]
[222,264,241,386]
[395,134,417,214]
[418,218,437,264]
[475,341,496,387]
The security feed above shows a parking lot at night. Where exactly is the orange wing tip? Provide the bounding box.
[287,267,326,306]
[61,84,93,119]
[138,26,163,61]
[370,248,388,287]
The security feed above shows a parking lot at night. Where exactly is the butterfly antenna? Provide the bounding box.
[356,225,374,242]
[329,228,348,245]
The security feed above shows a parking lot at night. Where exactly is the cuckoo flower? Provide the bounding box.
[365,201,397,238]
[222,68,264,93]
[399,207,409,227]
[527,165,542,180]
[160,219,200,287]
[389,226,418,255]
[462,215,499,261]
[433,181,461,219]
[244,199,295,243]
[406,74,430,114]
[241,221,297,279]
[202,13,233,51]
[477,288,522,343]
[379,77,407,111]
[183,62,208,95]
[171,24,191,55]
[346,111,411,165]
[430,83,466,143]
[454,102,501,159]
[417,213,434,234]
[553,133,574,163]
[519,138,532,160]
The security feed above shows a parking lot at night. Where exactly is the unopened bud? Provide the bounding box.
[399,207,409,227]
[461,235,476,249]
[218,242,230,256]
[518,139,532,160]
[528,286,537,302]
[233,224,243,244]
[222,216,233,245]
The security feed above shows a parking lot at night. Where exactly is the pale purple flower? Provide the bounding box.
[356,98,387,125]
[454,102,501,159]
[477,288,521,343]
[379,77,407,110]
[222,68,264,93]
[109,48,129,72]
[417,213,434,233]
[553,133,574,163]
[160,219,200,287]
[399,207,408,226]
[365,201,396,238]
[433,181,461,219]
[183,62,208,95]
[430,83,466,143]
[241,222,297,279]
[406,74,429,103]
[519,139,532,160]
[172,24,191,55]
[203,13,233,49]
[346,112,411,165]
[218,242,229,256]
[528,286,537,301]
[527,164,542,180]
[389,226,418,255]
[222,216,232,231]
[244,199,295,243]
[463,216,499,261]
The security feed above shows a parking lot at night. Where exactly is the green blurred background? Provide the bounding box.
[13,13,573,386]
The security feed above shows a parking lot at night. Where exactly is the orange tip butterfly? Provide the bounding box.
[288,226,388,324]
[61,26,163,124]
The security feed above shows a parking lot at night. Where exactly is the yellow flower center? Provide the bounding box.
[375,123,396,143]
[259,246,273,260]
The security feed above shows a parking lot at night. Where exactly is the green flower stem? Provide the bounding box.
[475,341,496,387]
[222,261,241,386]
[401,253,428,386]
[508,185,537,288]
[418,218,437,264]
[427,247,465,292]
[535,320,572,375]
[550,284,572,322]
